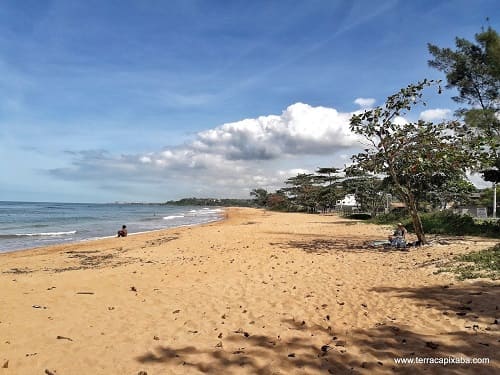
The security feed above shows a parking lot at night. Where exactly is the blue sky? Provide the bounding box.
[0,0,498,202]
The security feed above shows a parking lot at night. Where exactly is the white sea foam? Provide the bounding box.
[15,230,77,237]
[163,215,185,220]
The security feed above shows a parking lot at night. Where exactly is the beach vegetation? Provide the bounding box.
[412,211,500,237]
[250,188,270,207]
[368,210,408,224]
[436,243,500,280]
[265,190,291,211]
[257,168,346,213]
[281,173,320,212]
[315,167,343,211]
[342,170,388,217]
[428,26,499,165]
[249,26,498,236]
[348,80,473,244]
[428,25,500,215]
[371,210,500,238]
[474,187,497,207]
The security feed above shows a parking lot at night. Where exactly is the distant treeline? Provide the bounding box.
[165,197,254,207]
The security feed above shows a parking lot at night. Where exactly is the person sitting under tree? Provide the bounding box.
[388,222,407,248]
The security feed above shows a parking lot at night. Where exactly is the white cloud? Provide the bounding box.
[278,168,310,176]
[50,103,363,197]
[393,116,409,125]
[467,172,493,189]
[354,97,376,108]
[192,102,359,160]
[419,108,452,122]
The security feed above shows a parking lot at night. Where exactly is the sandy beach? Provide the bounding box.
[0,208,498,374]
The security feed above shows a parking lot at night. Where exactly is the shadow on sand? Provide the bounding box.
[136,282,498,374]
[271,237,408,254]
[135,254,498,373]
[371,283,500,325]
[136,325,353,374]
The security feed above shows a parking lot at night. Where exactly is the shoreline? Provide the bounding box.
[0,212,227,258]
[1,207,498,374]
[0,210,226,255]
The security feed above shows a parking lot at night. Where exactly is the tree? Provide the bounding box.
[282,173,319,212]
[424,176,476,210]
[250,188,269,207]
[428,27,499,114]
[349,80,472,244]
[266,190,290,211]
[342,169,387,217]
[474,187,497,208]
[428,26,500,216]
[314,167,342,212]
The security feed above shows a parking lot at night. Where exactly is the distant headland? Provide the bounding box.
[164,197,253,207]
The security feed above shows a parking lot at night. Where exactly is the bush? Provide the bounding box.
[413,211,500,238]
[436,243,500,280]
[369,211,407,224]
[370,210,499,238]
[419,211,475,235]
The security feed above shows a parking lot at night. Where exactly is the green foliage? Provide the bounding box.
[276,169,344,212]
[349,80,473,243]
[482,167,500,184]
[428,26,500,170]
[372,210,500,238]
[315,167,342,210]
[412,211,500,237]
[458,243,500,265]
[342,171,387,216]
[421,175,476,210]
[266,192,290,211]
[282,173,319,212]
[417,211,475,235]
[474,187,496,206]
[437,243,500,280]
[250,188,269,207]
[369,211,408,224]
[250,167,345,212]
[428,27,499,109]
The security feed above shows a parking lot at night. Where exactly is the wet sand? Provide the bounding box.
[0,208,498,374]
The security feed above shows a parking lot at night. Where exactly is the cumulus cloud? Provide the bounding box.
[354,97,376,108]
[419,108,452,122]
[50,103,363,197]
[192,102,358,160]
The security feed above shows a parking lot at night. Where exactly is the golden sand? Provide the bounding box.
[0,208,498,374]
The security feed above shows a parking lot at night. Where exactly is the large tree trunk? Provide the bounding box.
[388,163,428,244]
[407,194,427,244]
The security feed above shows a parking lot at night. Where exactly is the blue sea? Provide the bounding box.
[0,201,224,253]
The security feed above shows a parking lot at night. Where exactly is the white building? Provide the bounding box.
[336,194,358,207]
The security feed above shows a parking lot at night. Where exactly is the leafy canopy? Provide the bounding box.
[428,26,499,172]
[349,80,473,243]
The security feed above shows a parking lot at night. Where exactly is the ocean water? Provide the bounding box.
[0,201,224,253]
